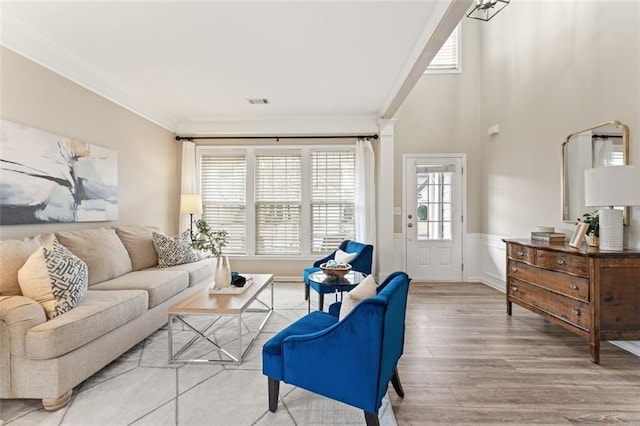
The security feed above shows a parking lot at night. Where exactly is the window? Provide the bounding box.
[311,150,356,252]
[416,165,454,240]
[425,24,460,73]
[255,152,302,255]
[198,146,355,257]
[200,153,246,254]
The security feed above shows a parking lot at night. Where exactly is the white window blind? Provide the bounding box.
[426,25,460,72]
[255,152,302,255]
[311,150,355,253]
[200,153,246,254]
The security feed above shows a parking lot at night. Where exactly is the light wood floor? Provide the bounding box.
[389,282,640,425]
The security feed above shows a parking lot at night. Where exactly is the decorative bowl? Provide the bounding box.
[320,262,352,277]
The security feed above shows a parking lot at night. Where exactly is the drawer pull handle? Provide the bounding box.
[572,309,581,316]
[557,258,566,265]
[569,284,579,290]
[517,251,525,256]
[511,266,518,272]
[512,286,518,292]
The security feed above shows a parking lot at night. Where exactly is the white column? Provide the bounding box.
[376,119,397,279]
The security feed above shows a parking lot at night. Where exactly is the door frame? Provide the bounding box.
[402,153,467,281]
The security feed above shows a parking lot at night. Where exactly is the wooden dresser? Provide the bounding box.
[503,239,640,363]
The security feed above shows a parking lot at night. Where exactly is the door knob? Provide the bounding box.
[408,214,413,219]
[407,223,413,228]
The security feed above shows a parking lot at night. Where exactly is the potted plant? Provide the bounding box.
[191,219,228,256]
[578,212,599,247]
[191,219,231,287]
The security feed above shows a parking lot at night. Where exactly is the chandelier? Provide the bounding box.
[466,0,510,21]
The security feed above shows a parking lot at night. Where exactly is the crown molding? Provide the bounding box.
[175,115,380,136]
[0,10,177,131]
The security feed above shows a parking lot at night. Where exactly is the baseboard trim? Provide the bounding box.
[610,341,640,357]
[482,272,504,293]
[275,276,302,283]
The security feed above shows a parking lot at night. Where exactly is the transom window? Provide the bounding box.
[425,24,461,74]
[198,146,355,256]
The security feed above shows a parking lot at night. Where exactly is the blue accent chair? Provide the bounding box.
[303,240,374,311]
[263,271,410,426]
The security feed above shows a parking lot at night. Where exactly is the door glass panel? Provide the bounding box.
[416,164,454,241]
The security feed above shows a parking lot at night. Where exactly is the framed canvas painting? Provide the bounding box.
[0,120,118,225]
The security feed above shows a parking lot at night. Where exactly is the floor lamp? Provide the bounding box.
[585,166,640,250]
[180,194,202,238]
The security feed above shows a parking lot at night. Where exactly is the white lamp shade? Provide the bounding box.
[584,165,640,207]
[180,194,203,215]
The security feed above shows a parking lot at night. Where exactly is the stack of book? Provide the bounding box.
[531,231,566,244]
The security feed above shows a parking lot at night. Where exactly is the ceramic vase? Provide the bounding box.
[215,255,232,289]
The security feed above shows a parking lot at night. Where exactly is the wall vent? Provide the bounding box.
[247,98,269,104]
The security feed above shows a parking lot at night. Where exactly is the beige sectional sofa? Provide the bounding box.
[0,225,214,410]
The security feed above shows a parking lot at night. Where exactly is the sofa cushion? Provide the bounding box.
[152,231,199,268]
[18,239,89,319]
[156,258,215,287]
[0,233,54,296]
[90,270,188,308]
[25,289,148,360]
[115,226,159,271]
[56,227,133,286]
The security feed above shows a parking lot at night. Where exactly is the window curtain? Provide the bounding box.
[179,141,198,233]
[355,138,376,247]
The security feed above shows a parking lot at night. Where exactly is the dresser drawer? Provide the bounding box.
[507,243,534,264]
[508,278,591,331]
[507,260,589,301]
[535,250,588,277]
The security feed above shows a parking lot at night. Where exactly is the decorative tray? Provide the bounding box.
[208,277,254,295]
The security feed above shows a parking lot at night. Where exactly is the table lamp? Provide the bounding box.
[180,194,202,238]
[584,165,640,250]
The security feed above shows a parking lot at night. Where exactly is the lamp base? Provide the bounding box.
[599,208,623,251]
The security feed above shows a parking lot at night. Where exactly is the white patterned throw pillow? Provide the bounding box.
[152,231,199,268]
[18,238,89,320]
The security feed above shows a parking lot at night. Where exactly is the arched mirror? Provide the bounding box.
[562,120,629,223]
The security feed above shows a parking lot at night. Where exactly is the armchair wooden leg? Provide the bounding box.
[391,367,405,398]
[364,411,380,426]
[268,378,280,412]
[305,283,310,301]
[319,293,324,311]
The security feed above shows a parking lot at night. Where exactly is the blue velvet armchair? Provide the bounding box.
[263,271,410,426]
[303,240,374,311]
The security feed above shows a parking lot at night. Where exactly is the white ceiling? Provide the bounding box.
[0,1,470,135]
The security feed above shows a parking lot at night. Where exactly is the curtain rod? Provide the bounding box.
[175,134,378,142]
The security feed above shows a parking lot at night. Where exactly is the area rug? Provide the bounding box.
[1,282,397,425]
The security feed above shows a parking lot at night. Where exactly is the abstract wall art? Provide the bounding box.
[0,120,118,225]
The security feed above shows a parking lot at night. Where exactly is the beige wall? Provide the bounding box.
[0,47,180,240]
[394,1,639,249]
[480,1,640,248]
[394,20,483,234]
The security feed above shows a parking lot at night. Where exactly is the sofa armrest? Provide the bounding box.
[0,295,47,357]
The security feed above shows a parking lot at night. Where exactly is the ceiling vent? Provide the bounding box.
[248,98,269,104]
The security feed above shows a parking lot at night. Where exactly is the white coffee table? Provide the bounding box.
[168,273,273,365]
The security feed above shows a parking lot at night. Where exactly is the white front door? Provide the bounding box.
[404,155,464,281]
